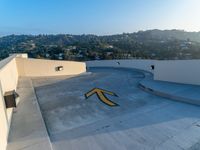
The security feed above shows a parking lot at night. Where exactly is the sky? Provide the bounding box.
[0,0,200,35]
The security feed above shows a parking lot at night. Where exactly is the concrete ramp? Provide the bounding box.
[31,67,200,150]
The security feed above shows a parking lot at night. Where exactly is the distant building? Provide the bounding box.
[45,53,50,58]
[106,52,113,56]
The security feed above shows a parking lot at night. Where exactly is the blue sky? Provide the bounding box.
[0,0,200,35]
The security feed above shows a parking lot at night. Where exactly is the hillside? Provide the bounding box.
[1,29,200,60]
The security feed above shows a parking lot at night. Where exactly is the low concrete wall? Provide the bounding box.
[0,86,8,150]
[86,59,155,73]
[87,59,200,86]
[154,60,200,85]
[0,55,20,150]
[16,58,86,77]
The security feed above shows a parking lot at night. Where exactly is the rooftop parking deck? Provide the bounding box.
[7,67,200,150]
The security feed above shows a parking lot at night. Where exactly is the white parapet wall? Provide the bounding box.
[16,58,86,77]
[0,55,21,150]
[86,59,155,73]
[154,60,200,85]
[87,59,200,86]
[0,54,86,150]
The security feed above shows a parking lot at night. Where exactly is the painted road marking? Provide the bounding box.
[85,88,119,107]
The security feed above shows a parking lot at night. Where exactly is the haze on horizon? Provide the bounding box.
[0,0,200,36]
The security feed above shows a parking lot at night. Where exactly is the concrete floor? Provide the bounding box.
[32,67,200,150]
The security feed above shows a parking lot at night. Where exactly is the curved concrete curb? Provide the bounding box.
[138,81,200,106]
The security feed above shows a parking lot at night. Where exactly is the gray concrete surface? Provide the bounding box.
[7,77,52,150]
[32,67,200,150]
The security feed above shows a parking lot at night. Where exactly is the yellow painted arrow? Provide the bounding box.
[85,88,119,106]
